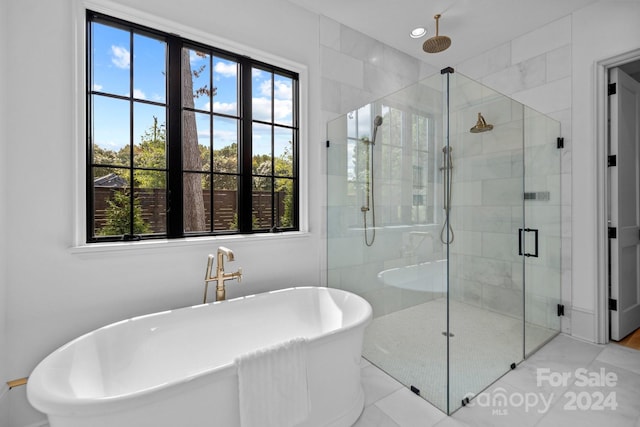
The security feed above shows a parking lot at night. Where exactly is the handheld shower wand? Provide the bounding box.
[439,146,454,244]
[362,115,383,247]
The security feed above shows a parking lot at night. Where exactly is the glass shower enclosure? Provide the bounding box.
[326,69,562,414]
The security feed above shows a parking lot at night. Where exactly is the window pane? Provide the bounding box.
[274,127,293,177]
[93,168,129,237]
[274,74,293,126]
[357,105,372,140]
[183,172,209,233]
[93,187,131,237]
[183,111,209,171]
[347,139,357,182]
[134,170,166,234]
[212,57,238,116]
[91,22,130,96]
[381,145,403,182]
[252,68,272,122]
[134,102,166,168]
[253,177,273,230]
[347,111,357,139]
[92,95,130,166]
[389,108,403,146]
[213,174,238,231]
[275,178,294,228]
[183,48,210,111]
[413,114,428,151]
[213,117,238,173]
[133,33,166,102]
[252,123,272,175]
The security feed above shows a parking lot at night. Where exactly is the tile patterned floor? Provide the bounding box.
[355,334,640,427]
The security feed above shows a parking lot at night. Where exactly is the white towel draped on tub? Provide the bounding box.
[236,337,310,427]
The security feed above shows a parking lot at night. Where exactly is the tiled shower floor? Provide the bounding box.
[363,298,557,411]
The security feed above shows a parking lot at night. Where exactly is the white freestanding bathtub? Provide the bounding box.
[377,259,446,292]
[27,287,372,427]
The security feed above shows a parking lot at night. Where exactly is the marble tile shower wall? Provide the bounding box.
[446,92,562,331]
[456,15,572,334]
[319,16,436,122]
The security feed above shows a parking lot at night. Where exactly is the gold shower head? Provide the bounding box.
[423,14,451,53]
[470,113,493,133]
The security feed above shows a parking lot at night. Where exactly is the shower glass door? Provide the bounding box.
[445,71,525,413]
[523,106,562,356]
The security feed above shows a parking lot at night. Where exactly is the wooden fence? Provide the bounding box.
[94,188,286,233]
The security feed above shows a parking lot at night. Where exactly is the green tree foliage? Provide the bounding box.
[134,116,166,188]
[95,119,294,231]
[98,190,150,236]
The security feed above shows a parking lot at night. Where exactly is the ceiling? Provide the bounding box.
[287,0,603,67]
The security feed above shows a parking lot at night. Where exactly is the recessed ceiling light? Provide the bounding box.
[410,27,427,39]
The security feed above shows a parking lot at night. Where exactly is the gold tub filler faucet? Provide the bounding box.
[204,246,242,303]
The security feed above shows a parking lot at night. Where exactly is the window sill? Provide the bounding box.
[69,231,311,255]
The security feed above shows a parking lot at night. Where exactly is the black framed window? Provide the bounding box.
[87,11,299,242]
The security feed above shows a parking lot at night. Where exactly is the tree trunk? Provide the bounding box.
[181,49,206,232]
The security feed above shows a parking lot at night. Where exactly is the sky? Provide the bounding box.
[91,22,294,166]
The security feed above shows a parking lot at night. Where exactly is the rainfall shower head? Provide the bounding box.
[470,112,493,133]
[371,115,383,144]
[423,14,451,54]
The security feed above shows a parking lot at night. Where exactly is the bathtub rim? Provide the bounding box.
[27,286,372,417]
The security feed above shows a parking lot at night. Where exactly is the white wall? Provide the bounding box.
[4,0,321,425]
[571,1,640,342]
[0,0,9,424]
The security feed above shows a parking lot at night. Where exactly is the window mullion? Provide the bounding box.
[128,30,135,238]
[238,58,253,232]
[270,74,276,230]
[167,36,183,238]
[209,55,214,233]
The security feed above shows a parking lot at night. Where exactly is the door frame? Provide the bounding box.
[596,49,640,344]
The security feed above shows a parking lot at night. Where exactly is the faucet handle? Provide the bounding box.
[236,267,242,283]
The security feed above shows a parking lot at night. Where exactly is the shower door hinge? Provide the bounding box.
[440,66,454,74]
[557,137,564,149]
[326,140,330,148]
[608,155,617,167]
[609,298,618,311]
[608,82,617,95]
[557,304,565,317]
[608,227,617,239]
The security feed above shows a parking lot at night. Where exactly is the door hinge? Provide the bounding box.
[608,82,617,95]
[557,137,564,149]
[557,304,565,317]
[608,155,617,167]
[608,227,617,238]
[609,298,618,311]
[326,140,330,148]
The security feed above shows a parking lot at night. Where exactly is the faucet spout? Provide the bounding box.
[217,246,235,262]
